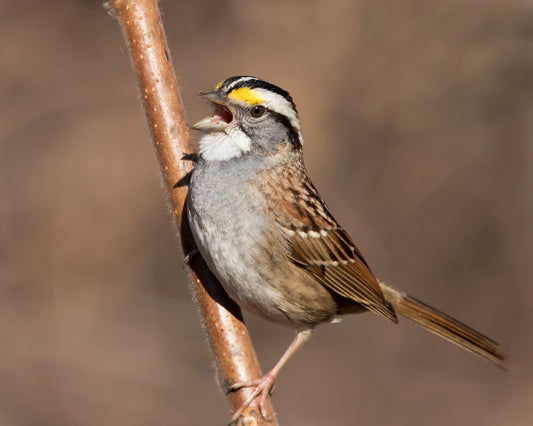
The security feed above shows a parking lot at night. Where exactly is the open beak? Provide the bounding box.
[191,91,234,133]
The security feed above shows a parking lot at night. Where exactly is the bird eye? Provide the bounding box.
[250,105,266,118]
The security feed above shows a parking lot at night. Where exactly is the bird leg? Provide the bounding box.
[228,329,313,424]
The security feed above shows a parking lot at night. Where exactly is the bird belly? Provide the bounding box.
[187,181,338,328]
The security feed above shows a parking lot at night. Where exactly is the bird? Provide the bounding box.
[186,76,506,423]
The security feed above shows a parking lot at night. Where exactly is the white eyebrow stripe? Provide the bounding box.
[253,88,301,132]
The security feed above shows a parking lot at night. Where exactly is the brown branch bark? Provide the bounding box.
[105,0,277,424]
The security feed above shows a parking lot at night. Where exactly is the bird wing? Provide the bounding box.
[275,175,397,323]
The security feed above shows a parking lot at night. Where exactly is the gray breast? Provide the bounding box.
[187,158,276,309]
[187,157,340,328]
[188,158,267,251]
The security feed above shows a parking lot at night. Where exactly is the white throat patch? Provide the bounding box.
[199,126,252,161]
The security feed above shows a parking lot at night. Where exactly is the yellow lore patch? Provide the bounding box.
[215,80,224,90]
[228,87,264,105]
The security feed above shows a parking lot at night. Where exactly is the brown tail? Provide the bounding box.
[379,281,507,370]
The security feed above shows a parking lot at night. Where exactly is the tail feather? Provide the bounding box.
[379,281,507,370]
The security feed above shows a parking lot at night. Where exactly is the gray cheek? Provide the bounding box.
[242,120,289,152]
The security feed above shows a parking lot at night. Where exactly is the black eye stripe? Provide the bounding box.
[217,76,302,149]
[270,111,301,149]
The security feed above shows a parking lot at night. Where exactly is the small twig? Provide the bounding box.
[105,0,277,423]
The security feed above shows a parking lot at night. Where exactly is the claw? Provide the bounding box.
[227,330,313,424]
[228,373,276,424]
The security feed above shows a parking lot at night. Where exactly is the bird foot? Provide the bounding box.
[227,372,276,424]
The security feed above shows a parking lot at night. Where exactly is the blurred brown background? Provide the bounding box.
[1,1,531,425]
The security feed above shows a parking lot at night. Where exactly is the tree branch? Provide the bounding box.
[105,0,277,423]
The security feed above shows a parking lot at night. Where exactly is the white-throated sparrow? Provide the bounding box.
[187,76,506,422]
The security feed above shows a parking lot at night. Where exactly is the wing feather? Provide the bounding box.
[277,194,397,321]
[261,156,397,322]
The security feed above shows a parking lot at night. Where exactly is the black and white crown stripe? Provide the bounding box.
[218,76,303,138]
